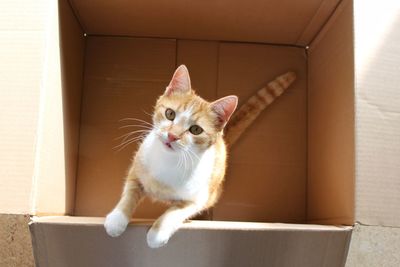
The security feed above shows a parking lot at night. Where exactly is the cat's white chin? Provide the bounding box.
[104,209,129,237]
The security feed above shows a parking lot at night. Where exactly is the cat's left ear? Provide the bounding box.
[165,65,192,96]
[211,95,238,128]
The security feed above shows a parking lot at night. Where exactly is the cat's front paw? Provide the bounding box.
[146,227,171,248]
[104,209,129,237]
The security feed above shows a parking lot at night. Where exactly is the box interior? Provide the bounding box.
[44,0,354,225]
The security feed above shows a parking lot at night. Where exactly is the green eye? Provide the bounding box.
[189,125,203,135]
[165,108,175,120]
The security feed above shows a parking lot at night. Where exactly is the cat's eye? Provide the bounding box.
[189,125,203,135]
[165,108,175,121]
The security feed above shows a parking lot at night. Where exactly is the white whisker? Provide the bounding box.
[120,131,150,145]
[177,150,183,169]
[113,132,148,152]
[141,109,154,118]
[186,147,200,161]
[119,118,154,127]
[119,124,153,130]
[186,149,195,168]
[182,150,188,180]
[115,129,150,142]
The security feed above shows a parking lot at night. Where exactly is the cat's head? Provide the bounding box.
[153,65,238,152]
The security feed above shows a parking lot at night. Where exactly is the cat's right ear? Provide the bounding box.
[210,95,238,129]
[165,65,192,96]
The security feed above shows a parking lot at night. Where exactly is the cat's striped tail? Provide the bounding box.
[224,71,297,146]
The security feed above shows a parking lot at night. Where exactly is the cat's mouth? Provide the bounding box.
[164,142,173,150]
[163,141,175,151]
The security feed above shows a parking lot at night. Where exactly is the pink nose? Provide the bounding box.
[167,133,178,142]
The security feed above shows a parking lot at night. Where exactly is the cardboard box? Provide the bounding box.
[1,0,398,266]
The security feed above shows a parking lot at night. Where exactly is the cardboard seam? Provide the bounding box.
[353,14,360,225]
[356,221,400,229]
[215,41,221,100]
[210,41,221,220]
[350,12,356,226]
[67,0,87,33]
[295,0,334,45]
[87,33,307,49]
[305,47,310,223]
[308,0,348,51]
[175,39,179,68]
[72,37,88,216]
[358,96,400,117]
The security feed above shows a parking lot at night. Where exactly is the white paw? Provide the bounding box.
[104,209,129,237]
[146,227,172,248]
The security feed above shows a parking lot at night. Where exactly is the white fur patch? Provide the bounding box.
[104,209,129,237]
[146,227,171,248]
[139,131,215,203]
[146,202,201,248]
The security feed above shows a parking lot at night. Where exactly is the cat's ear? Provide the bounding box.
[165,65,191,96]
[210,95,238,128]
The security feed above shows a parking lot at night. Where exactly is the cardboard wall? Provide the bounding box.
[30,217,352,267]
[74,37,177,217]
[73,36,308,223]
[214,43,307,222]
[31,0,85,215]
[59,0,85,214]
[69,0,340,46]
[308,0,355,225]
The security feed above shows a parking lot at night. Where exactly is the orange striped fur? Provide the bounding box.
[224,71,296,146]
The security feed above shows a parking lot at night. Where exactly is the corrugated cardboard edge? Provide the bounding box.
[30,216,353,231]
[29,216,353,267]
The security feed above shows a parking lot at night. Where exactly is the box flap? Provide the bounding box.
[30,216,352,267]
[354,0,400,227]
[0,0,47,213]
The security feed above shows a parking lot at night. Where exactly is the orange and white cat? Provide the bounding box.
[105,65,237,248]
[104,65,296,248]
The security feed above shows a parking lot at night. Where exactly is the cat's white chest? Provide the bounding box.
[138,131,215,201]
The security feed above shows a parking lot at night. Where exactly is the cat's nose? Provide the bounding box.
[167,133,179,142]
